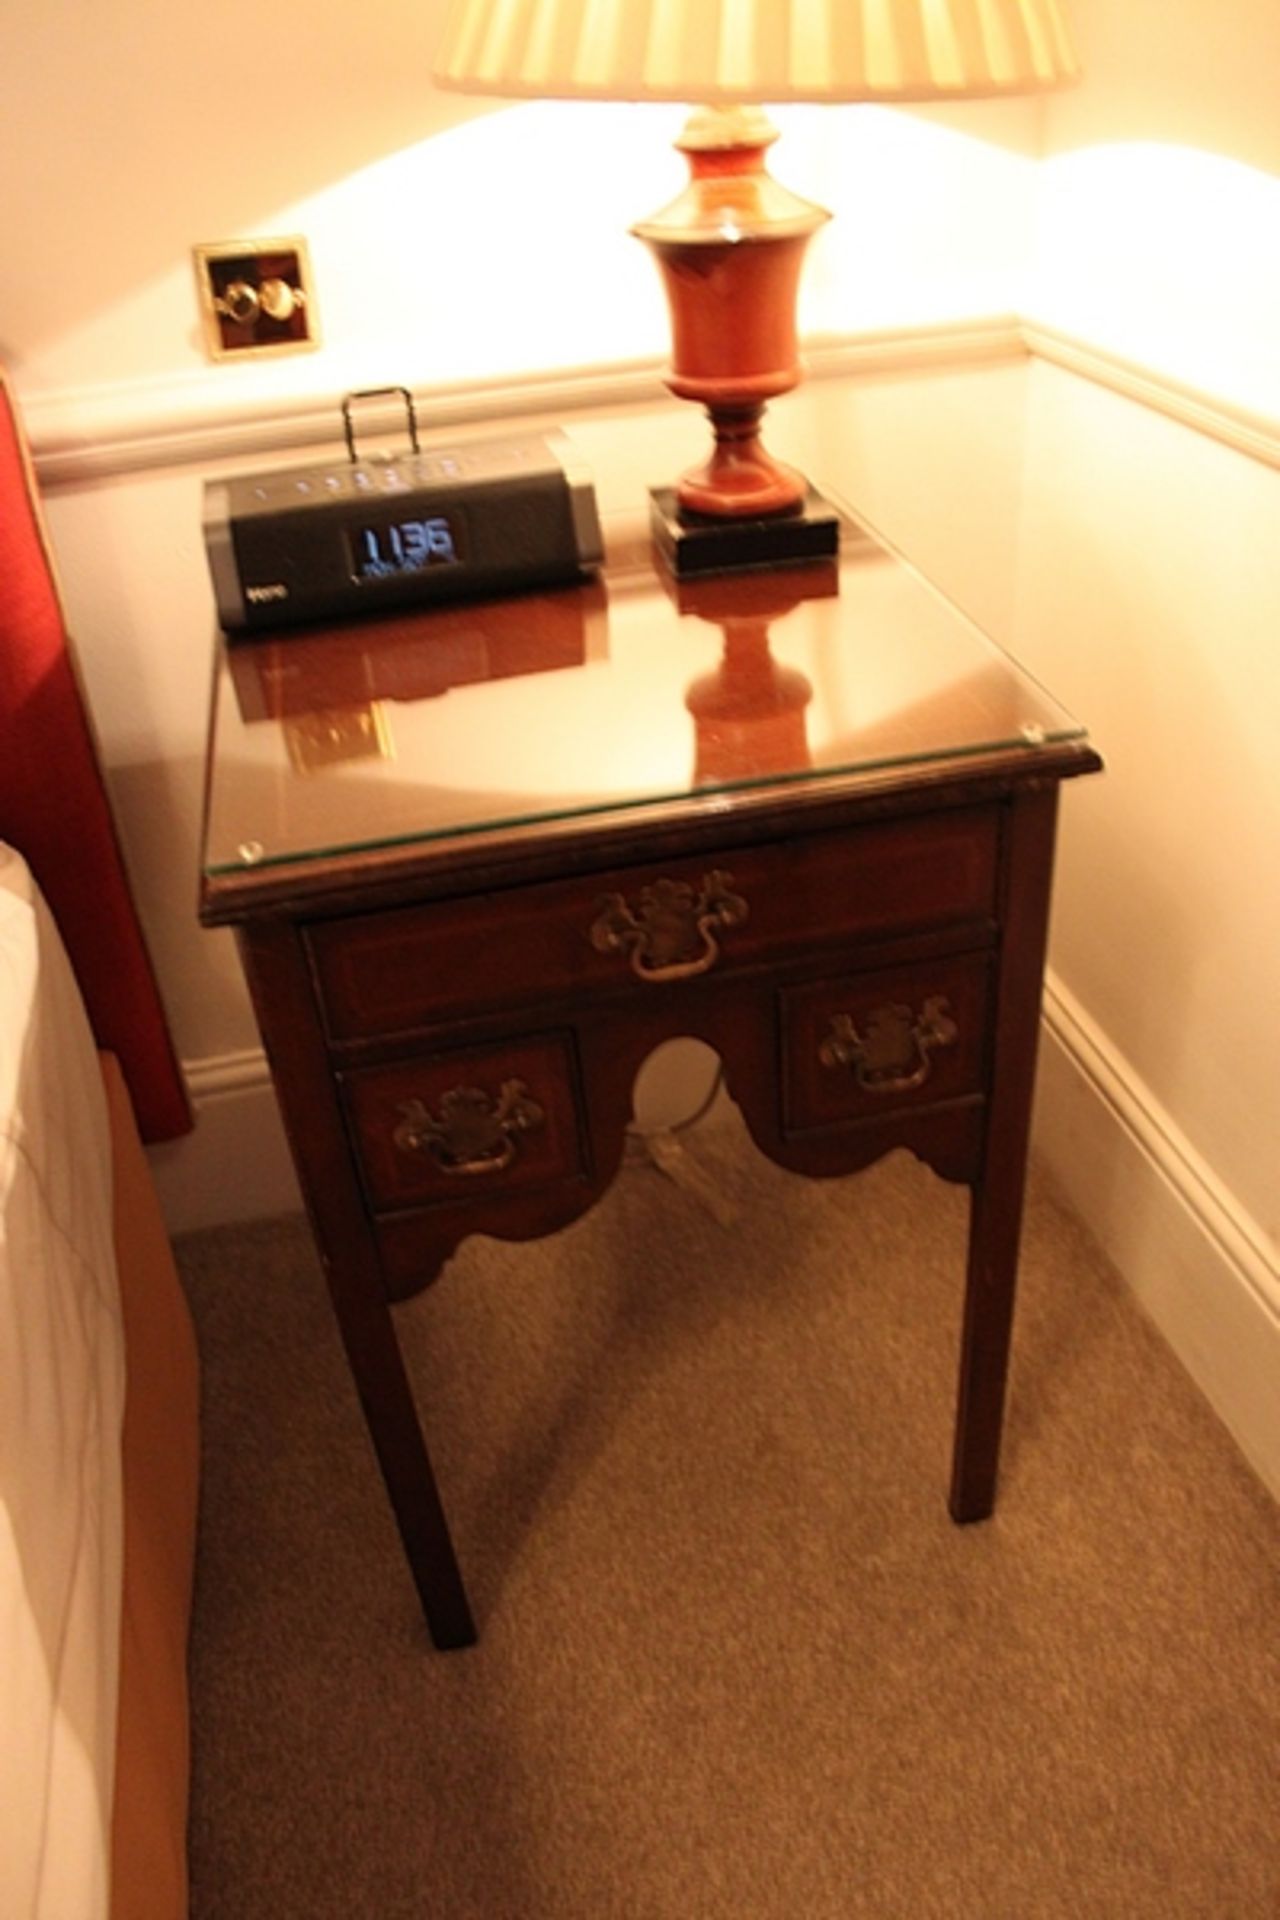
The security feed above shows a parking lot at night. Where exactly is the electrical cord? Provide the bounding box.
[623,1063,726,1164]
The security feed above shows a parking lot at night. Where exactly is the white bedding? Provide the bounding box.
[0,844,125,1920]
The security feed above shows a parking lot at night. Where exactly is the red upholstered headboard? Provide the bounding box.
[0,371,191,1141]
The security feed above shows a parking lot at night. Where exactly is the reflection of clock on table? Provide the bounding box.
[226,577,609,723]
[202,389,604,635]
[224,557,610,779]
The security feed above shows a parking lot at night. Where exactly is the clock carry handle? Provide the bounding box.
[341,387,421,464]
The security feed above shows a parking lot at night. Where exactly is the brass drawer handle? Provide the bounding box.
[819,995,959,1095]
[589,870,748,983]
[392,1079,545,1177]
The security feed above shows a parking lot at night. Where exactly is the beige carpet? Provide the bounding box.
[176,1112,1280,1919]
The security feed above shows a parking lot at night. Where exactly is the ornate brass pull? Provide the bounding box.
[392,1079,545,1177]
[589,869,748,982]
[819,995,959,1095]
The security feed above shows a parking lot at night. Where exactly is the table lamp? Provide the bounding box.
[433,1,1078,565]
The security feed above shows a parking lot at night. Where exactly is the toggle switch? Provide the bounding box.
[194,238,318,360]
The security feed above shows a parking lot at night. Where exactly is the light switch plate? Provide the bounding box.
[194,237,319,361]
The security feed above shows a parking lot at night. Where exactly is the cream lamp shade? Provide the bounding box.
[434,0,1080,103]
[433,0,1080,547]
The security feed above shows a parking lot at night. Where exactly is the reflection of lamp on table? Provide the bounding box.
[433,1,1079,574]
[673,562,839,784]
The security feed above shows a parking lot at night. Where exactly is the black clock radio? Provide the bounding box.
[202,393,604,635]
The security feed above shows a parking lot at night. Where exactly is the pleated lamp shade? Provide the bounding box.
[432,0,1080,102]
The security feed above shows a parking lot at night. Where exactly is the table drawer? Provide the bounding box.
[782,951,992,1133]
[342,1033,583,1214]
[309,806,1000,1042]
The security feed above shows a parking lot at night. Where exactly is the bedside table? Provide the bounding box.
[200,505,1101,1649]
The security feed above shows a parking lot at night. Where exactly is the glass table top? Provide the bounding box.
[202,508,1087,881]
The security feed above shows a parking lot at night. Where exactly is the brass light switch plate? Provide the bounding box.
[195,238,319,360]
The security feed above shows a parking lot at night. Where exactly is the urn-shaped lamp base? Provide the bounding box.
[632,105,831,524]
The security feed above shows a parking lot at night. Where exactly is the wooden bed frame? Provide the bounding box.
[1,363,198,1915]
[102,1053,199,1920]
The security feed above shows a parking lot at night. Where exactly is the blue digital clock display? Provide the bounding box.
[351,513,463,582]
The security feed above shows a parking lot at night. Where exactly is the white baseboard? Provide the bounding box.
[147,1049,300,1237]
[1035,972,1280,1502]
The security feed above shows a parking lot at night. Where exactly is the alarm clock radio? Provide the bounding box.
[202,425,603,635]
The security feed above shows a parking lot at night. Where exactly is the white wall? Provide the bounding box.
[1015,366,1280,1492]
[3,4,1277,1484]
[1027,0,1280,418]
[1009,0,1280,1491]
[1016,375,1280,1243]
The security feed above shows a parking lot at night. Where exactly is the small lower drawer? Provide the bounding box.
[342,1032,582,1214]
[782,952,991,1133]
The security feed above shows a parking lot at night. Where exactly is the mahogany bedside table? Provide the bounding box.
[199,506,1101,1649]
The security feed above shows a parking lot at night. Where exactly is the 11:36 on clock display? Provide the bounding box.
[351,512,464,580]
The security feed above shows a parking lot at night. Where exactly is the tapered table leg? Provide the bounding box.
[950,1172,1029,1522]
[949,786,1060,1523]
[321,1261,475,1649]
[237,919,475,1648]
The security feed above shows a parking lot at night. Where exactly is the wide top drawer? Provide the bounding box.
[307,805,1000,1043]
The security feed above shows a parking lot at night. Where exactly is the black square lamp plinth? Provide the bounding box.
[648,486,842,579]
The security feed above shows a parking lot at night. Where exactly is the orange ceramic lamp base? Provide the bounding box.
[632,107,831,521]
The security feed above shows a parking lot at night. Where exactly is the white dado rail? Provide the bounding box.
[1022,321,1280,476]
[23,316,1280,490]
